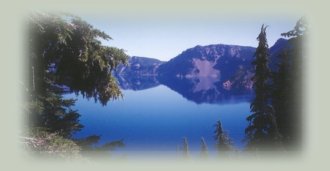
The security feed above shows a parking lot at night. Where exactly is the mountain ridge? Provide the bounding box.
[113,38,289,93]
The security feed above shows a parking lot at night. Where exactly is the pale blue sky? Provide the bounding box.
[81,15,298,61]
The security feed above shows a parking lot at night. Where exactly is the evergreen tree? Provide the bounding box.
[245,25,281,149]
[214,120,232,151]
[28,13,128,105]
[272,18,306,149]
[27,13,128,139]
[29,90,83,138]
[271,50,294,148]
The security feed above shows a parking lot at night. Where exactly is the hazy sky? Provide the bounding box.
[82,15,298,61]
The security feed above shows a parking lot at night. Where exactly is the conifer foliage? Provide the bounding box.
[27,13,128,139]
[214,120,232,151]
[272,18,306,149]
[245,25,281,149]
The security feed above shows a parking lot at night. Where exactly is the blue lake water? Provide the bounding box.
[65,84,251,153]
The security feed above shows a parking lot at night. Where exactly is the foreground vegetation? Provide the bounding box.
[25,13,128,158]
[24,12,306,157]
[22,128,81,158]
[245,18,305,150]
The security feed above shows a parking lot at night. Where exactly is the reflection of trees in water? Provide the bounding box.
[27,12,304,155]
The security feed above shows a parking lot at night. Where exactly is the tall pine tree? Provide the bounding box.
[245,25,281,150]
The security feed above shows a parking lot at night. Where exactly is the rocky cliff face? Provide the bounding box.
[113,39,289,93]
[115,56,164,76]
[157,44,256,91]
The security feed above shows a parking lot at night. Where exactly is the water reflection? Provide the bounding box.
[116,74,253,104]
[115,75,160,91]
[70,84,250,153]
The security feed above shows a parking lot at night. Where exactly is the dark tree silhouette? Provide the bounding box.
[27,13,128,141]
[214,120,232,151]
[28,13,128,105]
[28,90,83,138]
[281,18,307,38]
[245,25,281,150]
[272,18,306,149]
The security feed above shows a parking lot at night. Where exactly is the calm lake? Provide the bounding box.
[65,84,251,154]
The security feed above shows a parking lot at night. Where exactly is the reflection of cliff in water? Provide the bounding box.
[115,74,160,91]
[158,76,253,104]
[113,56,163,91]
[115,73,253,104]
